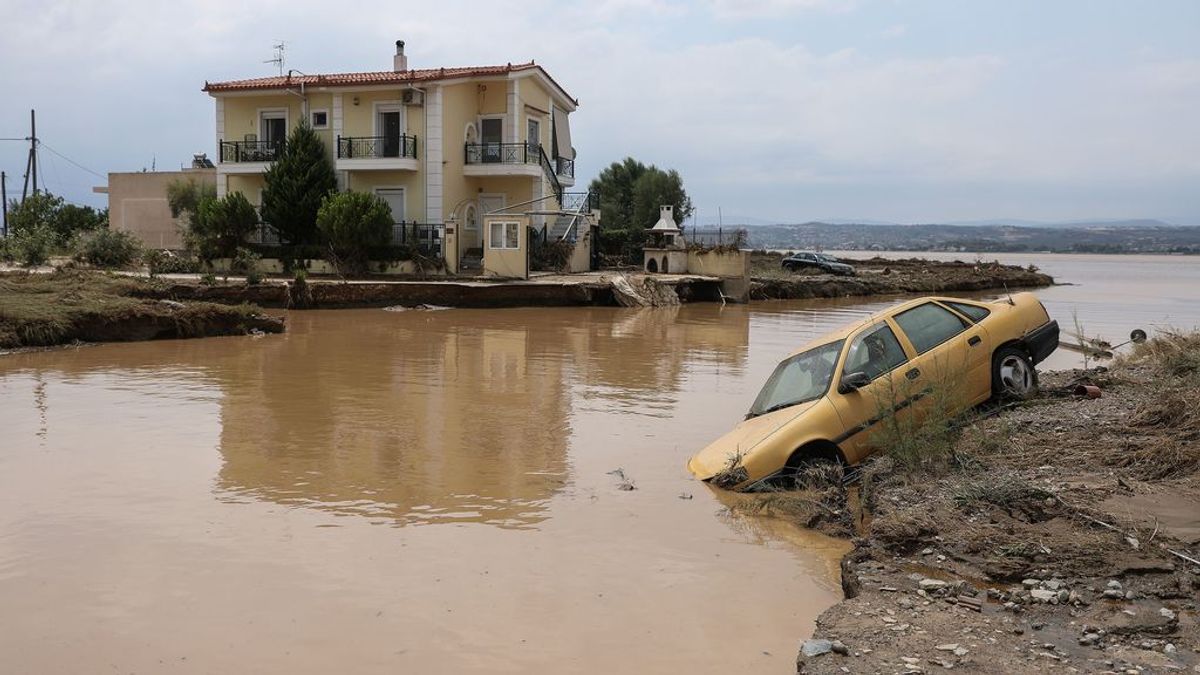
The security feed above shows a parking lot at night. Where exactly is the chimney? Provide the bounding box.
[393,40,407,72]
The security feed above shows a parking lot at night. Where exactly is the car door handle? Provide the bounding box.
[905,368,921,380]
[968,335,982,346]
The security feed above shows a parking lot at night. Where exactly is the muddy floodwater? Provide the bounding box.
[2,254,1199,673]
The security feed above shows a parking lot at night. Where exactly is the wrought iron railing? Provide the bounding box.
[338,135,418,160]
[555,156,575,178]
[464,142,540,165]
[392,221,444,257]
[220,140,282,163]
[560,191,599,213]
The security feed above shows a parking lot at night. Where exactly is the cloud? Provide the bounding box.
[707,0,857,17]
[881,23,907,37]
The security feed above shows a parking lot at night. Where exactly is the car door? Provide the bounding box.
[827,321,913,464]
[890,301,976,420]
[938,300,995,403]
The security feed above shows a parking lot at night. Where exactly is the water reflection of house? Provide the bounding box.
[214,312,573,529]
[208,307,748,527]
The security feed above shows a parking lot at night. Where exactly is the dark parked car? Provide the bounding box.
[781,252,855,276]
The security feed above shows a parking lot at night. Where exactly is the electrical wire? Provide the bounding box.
[39,142,106,180]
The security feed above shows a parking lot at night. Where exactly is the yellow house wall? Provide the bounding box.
[347,170,425,222]
[222,94,302,142]
[305,92,335,156]
[441,82,477,226]
[518,77,552,150]
[226,174,267,206]
[341,90,416,138]
[478,80,507,115]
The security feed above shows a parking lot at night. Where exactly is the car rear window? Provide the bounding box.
[944,301,991,323]
[894,303,968,355]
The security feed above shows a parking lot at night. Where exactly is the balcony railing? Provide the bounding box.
[464,142,542,165]
[220,140,282,163]
[338,135,418,160]
[555,156,575,179]
[561,191,599,213]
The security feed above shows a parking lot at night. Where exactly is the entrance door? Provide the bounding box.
[379,110,402,157]
[527,118,540,157]
[376,188,406,243]
[481,118,503,163]
[260,111,286,153]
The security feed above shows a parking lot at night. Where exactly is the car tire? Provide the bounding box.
[991,345,1038,400]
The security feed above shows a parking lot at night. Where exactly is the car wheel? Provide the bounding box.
[992,346,1038,400]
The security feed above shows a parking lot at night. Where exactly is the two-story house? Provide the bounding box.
[203,41,583,269]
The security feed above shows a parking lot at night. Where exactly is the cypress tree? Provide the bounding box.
[261,123,337,245]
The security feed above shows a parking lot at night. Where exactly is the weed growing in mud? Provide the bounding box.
[951,472,1050,510]
[868,369,972,471]
[1127,329,1200,378]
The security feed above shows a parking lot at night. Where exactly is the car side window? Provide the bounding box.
[944,301,991,323]
[894,303,969,355]
[843,323,907,381]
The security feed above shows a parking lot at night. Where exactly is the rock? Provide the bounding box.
[1103,589,1125,599]
[1056,589,1070,604]
[953,647,968,657]
[1079,633,1101,646]
[1022,579,1042,588]
[921,548,934,556]
[801,639,833,657]
[920,579,948,591]
[1030,589,1057,603]
[831,640,850,655]
[1164,643,1177,654]
[1107,580,1122,590]
[1044,580,1061,591]
[1160,607,1177,621]
[935,644,959,651]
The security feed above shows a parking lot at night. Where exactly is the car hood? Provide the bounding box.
[827,261,853,270]
[687,399,820,479]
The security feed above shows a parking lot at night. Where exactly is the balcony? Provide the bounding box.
[218,140,281,173]
[463,142,575,186]
[336,134,419,171]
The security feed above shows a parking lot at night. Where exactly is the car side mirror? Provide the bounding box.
[839,371,871,394]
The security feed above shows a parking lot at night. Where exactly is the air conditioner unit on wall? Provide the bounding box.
[402,89,424,106]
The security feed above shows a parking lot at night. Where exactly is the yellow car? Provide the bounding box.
[688,293,1058,490]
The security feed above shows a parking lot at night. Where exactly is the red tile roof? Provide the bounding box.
[203,61,577,103]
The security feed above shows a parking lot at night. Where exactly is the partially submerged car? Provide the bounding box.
[688,293,1058,490]
[781,252,856,276]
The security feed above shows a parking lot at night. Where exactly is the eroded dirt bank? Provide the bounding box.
[751,254,1054,301]
[0,270,284,349]
[754,333,1200,673]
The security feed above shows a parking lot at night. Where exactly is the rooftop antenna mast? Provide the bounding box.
[264,42,285,76]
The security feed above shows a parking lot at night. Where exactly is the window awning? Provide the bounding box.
[552,107,573,160]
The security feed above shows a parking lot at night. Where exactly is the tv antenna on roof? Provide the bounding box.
[264,42,286,76]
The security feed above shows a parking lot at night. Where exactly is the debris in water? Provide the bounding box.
[608,468,637,491]
[383,304,453,312]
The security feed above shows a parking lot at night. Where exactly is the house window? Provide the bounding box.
[489,221,520,249]
[310,110,329,129]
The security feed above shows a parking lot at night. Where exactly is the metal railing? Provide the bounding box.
[560,191,599,213]
[338,135,418,160]
[220,140,282,163]
[555,156,575,178]
[687,227,748,248]
[464,142,540,165]
[392,221,444,257]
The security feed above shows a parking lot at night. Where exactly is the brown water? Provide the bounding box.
[3,253,1198,673]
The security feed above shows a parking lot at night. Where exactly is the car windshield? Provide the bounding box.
[748,340,844,417]
[815,253,840,263]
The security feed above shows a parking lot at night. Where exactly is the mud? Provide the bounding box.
[0,271,283,349]
[751,254,1054,301]
[794,339,1200,674]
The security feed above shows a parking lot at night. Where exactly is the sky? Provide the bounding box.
[1,0,1198,225]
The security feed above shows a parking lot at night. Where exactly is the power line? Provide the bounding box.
[39,142,106,180]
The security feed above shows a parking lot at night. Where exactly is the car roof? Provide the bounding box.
[782,296,996,359]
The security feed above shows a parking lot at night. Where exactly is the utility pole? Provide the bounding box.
[20,109,37,201]
[1,171,7,237]
[30,109,37,195]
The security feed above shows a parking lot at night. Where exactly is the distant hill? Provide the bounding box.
[947,218,1176,229]
[738,222,1200,254]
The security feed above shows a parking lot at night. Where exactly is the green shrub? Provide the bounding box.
[261,124,337,244]
[233,247,264,284]
[316,191,393,276]
[186,192,259,263]
[10,224,57,267]
[145,249,200,276]
[73,228,143,268]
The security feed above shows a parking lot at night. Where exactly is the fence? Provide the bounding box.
[686,227,748,248]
